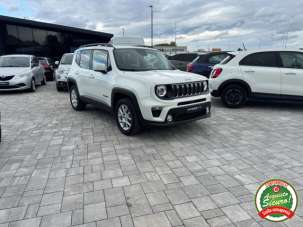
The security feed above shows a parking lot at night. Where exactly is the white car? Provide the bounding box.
[55,53,73,91]
[210,49,303,107]
[0,54,46,91]
[67,44,211,135]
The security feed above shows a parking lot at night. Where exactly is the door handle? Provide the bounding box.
[244,70,255,73]
[284,72,296,75]
[88,75,95,79]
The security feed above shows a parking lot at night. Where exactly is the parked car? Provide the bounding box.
[187,52,232,77]
[38,57,54,81]
[0,54,46,91]
[168,53,198,71]
[67,44,211,135]
[210,49,303,107]
[55,53,73,91]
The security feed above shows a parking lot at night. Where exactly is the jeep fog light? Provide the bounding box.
[167,114,173,122]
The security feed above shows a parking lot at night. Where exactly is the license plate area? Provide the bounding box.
[0,82,9,86]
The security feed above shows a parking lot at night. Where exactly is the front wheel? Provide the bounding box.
[30,79,36,92]
[221,84,247,108]
[41,76,46,85]
[115,98,141,135]
[69,86,86,111]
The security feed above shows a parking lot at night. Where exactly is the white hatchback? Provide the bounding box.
[210,49,303,107]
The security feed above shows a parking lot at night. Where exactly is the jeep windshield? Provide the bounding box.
[0,56,30,67]
[114,48,175,71]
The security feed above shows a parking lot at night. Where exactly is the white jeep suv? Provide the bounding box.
[210,49,303,107]
[67,43,211,135]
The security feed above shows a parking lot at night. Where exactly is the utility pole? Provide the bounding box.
[122,28,125,37]
[149,5,154,47]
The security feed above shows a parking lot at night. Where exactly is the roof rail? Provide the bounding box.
[80,43,114,48]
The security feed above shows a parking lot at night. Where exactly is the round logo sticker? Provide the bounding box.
[255,179,298,222]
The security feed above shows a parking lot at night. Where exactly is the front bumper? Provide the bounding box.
[144,101,211,126]
[0,77,31,91]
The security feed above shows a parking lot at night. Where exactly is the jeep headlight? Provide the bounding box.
[155,85,167,98]
[203,80,208,91]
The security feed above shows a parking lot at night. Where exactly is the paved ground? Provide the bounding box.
[0,82,302,227]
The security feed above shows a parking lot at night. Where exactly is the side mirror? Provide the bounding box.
[93,62,107,73]
[55,61,59,65]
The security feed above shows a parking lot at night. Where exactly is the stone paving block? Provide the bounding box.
[107,204,129,218]
[201,209,224,220]
[41,191,63,206]
[222,205,251,223]
[62,193,83,211]
[175,202,201,220]
[25,203,39,218]
[166,188,190,205]
[9,217,41,227]
[192,196,217,211]
[211,192,239,207]
[105,188,126,207]
[165,210,183,226]
[38,203,61,216]
[97,217,121,227]
[207,216,232,227]
[40,212,71,227]
[0,206,27,223]
[142,181,166,193]
[84,202,107,223]
[147,191,169,206]
[183,184,209,199]
[94,180,112,190]
[183,217,209,227]
[180,175,200,186]
[133,212,171,227]
[0,196,20,209]
[112,177,130,187]
[120,214,134,227]
[84,190,104,205]
[152,203,173,213]
[72,209,84,226]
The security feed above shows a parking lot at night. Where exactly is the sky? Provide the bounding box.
[0,0,303,51]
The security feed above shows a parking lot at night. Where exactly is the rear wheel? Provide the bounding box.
[69,85,86,110]
[221,84,247,108]
[56,83,62,92]
[115,98,141,135]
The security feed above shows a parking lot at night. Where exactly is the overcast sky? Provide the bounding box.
[1,0,303,50]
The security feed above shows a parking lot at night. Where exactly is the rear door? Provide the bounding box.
[239,52,281,95]
[279,51,303,98]
[31,57,41,82]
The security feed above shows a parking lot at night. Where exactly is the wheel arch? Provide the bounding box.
[67,78,77,91]
[218,79,252,96]
[111,88,144,121]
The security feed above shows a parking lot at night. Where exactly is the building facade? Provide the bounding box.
[0,15,113,60]
[154,45,188,56]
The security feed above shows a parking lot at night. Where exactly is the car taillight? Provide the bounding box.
[187,63,193,72]
[212,68,223,78]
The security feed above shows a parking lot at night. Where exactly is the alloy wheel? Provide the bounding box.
[117,104,133,131]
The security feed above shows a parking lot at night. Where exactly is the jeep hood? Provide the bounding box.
[123,70,207,85]
[0,67,31,76]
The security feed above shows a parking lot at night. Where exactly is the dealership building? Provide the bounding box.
[0,15,113,60]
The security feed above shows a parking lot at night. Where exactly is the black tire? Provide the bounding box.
[56,83,62,92]
[221,84,247,108]
[29,79,36,92]
[41,76,46,85]
[115,98,141,135]
[69,85,86,111]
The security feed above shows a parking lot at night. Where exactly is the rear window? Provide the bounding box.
[169,53,198,62]
[221,54,235,64]
[60,54,74,65]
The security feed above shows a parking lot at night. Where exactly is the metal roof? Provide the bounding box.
[0,15,113,39]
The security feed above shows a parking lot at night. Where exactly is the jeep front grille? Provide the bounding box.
[168,81,208,99]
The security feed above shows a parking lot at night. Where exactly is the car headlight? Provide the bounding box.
[17,73,30,78]
[203,80,208,91]
[155,85,167,98]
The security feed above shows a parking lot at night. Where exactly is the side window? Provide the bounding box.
[79,50,91,69]
[92,50,108,69]
[239,52,278,67]
[31,57,38,67]
[280,52,303,69]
